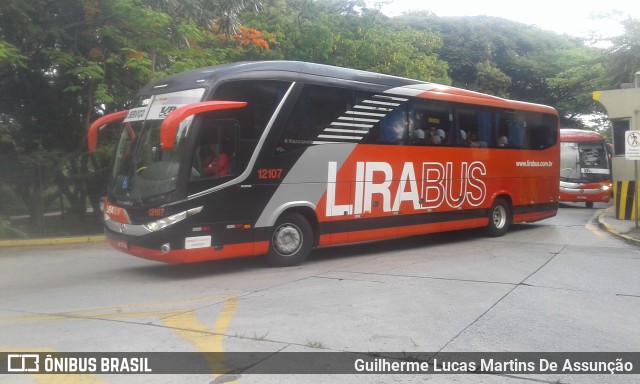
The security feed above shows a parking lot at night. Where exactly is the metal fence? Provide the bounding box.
[0,156,106,240]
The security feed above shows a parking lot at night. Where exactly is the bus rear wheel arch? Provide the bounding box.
[266,212,313,267]
[486,197,512,237]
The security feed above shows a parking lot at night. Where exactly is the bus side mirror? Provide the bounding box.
[87,110,128,152]
[159,101,247,151]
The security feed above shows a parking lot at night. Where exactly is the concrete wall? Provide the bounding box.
[593,84,640,220]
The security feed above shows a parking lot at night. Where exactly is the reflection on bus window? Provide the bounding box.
[377,106,407,144]
[191,119,238,180]
[277,84,352,153]
[410,100,451,146]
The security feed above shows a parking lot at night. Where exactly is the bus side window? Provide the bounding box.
[377,106,407,145]
[276,84,352,153]
[526,113,558,150]
[191,120,238,180]
[457,108,489,148]
[213,80,292,172]
[494,111,525,149]
[409,99,452,146]
[509,113,526,149]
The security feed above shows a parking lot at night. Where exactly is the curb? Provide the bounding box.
[0,235,106,247]
[597,207,640,246]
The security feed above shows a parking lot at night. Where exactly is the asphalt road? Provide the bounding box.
[1,202,639,384]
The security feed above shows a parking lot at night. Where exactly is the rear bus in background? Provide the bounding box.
[88,61,560,266]
[559,129,611,208]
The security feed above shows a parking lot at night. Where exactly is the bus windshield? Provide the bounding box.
[110,88,205,203]
[560,141,609,182]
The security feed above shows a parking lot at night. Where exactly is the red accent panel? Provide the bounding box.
[348,227,398,243]
[87,110,128,152]
[103,200,130,224]
[317,218,489,247]
[559,189,611,204]
[159,101,247,150]
[416,90,556,115]
[253,241,269,255]
[514,211,557,223]
[108,240,270,264]
[319,234,333,246]
[560,129,604,142]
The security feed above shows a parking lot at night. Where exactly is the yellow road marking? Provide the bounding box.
[161,295,239,379]
[0,294,232,324]
[2,294,240,382]
[0,295,238,384]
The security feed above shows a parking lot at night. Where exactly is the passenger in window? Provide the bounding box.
[469,132,487,148]
[498,136,508,147]
[202,142,230,177]
[436,128,446,144]
[460,130,469,146]
[411,128,427,145]
[427,126,441,145]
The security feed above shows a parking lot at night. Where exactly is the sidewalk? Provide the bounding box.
[0,234,105,247]
[597,206,640,246]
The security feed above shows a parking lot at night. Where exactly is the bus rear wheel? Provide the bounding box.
[486,197,511,237]
[266,212,313,267]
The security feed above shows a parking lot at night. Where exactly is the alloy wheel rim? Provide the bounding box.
[273,224,302,256]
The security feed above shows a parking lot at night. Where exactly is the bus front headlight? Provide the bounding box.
[143,206,203,232]
[144,211,187,232]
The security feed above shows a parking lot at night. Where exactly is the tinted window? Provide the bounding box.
[612,119,629,156]
[360,93,408,145]
[456,108,557,150]
[214,80,291,141]
[458,108,492,148]
[409,100,451,146]
[191,119,238,181]
[495,110,524,149]
[277,84,353,153]
[523,112,558,150]
[212,80,291,171]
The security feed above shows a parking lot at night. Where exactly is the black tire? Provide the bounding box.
[486,197,511,237]
[586,202,594,208]
[266,212,313,267]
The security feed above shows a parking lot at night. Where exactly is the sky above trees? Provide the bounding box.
[369,0,639,39]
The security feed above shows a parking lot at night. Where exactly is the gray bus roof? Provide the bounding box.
[139,61,426,94]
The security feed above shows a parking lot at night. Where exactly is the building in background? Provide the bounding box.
[593,72,640,219]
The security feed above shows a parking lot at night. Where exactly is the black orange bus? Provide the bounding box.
[88,61,560,266]
[559,128,611,208]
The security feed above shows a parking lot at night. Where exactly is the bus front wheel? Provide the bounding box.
[486,197,511,237]
[266,212,313,267]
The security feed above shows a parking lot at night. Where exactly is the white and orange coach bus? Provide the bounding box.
[559,128,611,208]
[88,61,560,266]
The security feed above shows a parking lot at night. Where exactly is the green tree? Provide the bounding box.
[546,47,609,127]
[243,0,449,82]
[0,0,268,234]
[397,13,610,126]
[473,61,511,98]
[606,18,640,86]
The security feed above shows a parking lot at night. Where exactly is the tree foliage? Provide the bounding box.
[242,0,449,82]
[395,14,612,127]
[0,0,268,232]
[606,18,640,86]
